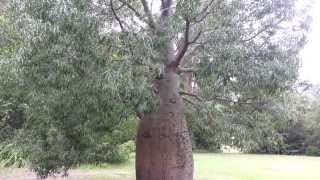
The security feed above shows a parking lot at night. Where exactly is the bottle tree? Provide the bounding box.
[7,0,309,179]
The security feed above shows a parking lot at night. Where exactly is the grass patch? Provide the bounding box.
[1,153,320,180]
[194,153,320,180]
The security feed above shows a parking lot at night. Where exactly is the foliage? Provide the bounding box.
[0,9,29,167]
[246,85,320,156]
[0,0,311,178]
[1,0,140,177]
[0,12,25,140]
[306,146,320,156]
[0,142,28,167]
[180,0,309,152]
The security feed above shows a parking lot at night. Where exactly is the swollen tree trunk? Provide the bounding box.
[136,69,194,180]
[136,0,194,179]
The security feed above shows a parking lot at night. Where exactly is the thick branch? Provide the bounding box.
[140,0,157,29]
[170,19,202,67]
[171,18,191,67]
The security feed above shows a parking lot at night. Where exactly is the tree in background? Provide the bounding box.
[0,9,30,167]
[279,84,320,156]
[1,0,309,179]
[1,1,139,176]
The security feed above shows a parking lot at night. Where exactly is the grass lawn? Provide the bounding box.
[193,153,320,180]
[1,153,320,180]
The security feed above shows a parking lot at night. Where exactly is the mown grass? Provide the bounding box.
[80,153,320,180]
[1,153,320,180]
[193,153,320,180]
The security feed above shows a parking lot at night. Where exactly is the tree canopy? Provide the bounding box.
[0,0,312,179]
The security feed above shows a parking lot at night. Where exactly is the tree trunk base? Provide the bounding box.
[136,110,193,180]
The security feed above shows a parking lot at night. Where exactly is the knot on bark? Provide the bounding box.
[169,98,177,104]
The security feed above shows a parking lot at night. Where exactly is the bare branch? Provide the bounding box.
[182,97,198,106]
[241,18,285,42]
[182,95,216,127]
[140,0,157,29]
[178,67,199,74]
[118,0,143,19]
[193,0,225,23]
[180,44,204,65]
[199,0,215,16]
[170,19,203,67]
[169,18,191,67]
[114,3,125,10]
[179,91,203,102]
[110,0,125,32]
[117,0,157,30]
[193,0,215,23]
[179,91,259,107]
[194,11,211,23]
[159,3,176,15]
[189,29,202,44]
[160,0,173,18]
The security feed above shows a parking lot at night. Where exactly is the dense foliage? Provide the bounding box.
[279,86,320,156]
[0,0,313,178]
[174,0,309,153]
[1,1,139,177]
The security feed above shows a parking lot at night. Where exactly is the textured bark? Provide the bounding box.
[136,70,194,180]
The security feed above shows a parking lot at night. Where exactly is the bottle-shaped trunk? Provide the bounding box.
[136,70,194,180]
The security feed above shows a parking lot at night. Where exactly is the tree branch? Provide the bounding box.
[114,2,125,10]
[118,0,143,19]
[182,97,198,106]
[241,18,285,42]
[180,44,204,65]
[179,91,261,107]
[171,18,191,67]
[178,67,199,74]
[117,0,157,30]
[160,0,173,18]
[179,91,203,102]
[189,29,202,44]
[140,0,157,30]
[170,18,202,68]
[193,0,215,23]
[110,0,125,32]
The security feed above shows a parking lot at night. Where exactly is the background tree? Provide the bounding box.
[279,84,320,156]
[0,9,29,167]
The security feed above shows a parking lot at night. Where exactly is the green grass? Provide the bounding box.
[78,153,320,180]
[193,153,320,180]
[1,153,320,180]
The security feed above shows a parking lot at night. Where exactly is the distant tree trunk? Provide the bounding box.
[136,69,194,180]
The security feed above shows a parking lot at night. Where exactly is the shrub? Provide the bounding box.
[87,140,135,164]
[306,146,320,156]
[0,143,28,168]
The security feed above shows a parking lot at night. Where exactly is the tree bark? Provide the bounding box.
[136,69,194,180]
